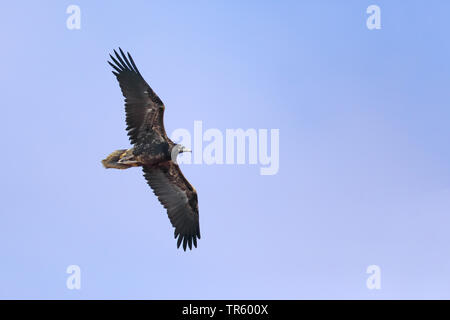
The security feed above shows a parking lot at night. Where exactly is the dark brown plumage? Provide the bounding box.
[102,48,200,251]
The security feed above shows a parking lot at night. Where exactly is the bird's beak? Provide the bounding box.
[183,148,192,153]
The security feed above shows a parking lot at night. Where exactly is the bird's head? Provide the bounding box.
[171,144,191,162]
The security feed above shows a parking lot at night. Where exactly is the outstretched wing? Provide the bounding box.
[143,161,200,251]
[108,48,167,145]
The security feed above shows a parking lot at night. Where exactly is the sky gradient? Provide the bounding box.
[1,1,449,299]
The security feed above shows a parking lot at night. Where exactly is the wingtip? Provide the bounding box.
[193,237,197,248]
[183,237,188,251]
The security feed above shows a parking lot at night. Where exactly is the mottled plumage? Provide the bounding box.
[102,48,200,251]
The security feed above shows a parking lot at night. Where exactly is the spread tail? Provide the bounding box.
[102,149,135,169]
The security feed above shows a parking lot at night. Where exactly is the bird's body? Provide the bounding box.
[102,49,200,251]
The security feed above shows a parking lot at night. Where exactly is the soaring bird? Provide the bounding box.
[102,48,200,251]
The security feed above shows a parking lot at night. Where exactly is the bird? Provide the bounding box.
[102,48,200,251]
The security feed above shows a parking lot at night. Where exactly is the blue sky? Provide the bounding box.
[0,1,449,299]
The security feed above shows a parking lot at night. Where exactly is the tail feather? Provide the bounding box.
[102,149,130,169]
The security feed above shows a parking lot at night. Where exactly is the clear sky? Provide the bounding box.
[0,0,449,299]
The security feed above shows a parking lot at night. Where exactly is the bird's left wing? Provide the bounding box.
[108,48,167,145]
[143,161,200,251]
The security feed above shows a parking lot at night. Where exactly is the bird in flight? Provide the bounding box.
[102,48,200,251]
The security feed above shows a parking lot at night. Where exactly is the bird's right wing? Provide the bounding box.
[108,48,167,145]
[143,161,200,251]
